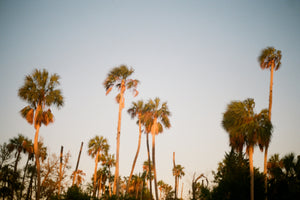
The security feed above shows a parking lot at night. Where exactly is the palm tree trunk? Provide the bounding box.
[12,150,21,199]
[127,118,142,193]
[264,145,268,198]
[94,151,100,196]
[173,152,177,200]
[268,61,274,122]
[114,89,124,196]
[180,182,183,200]
[98,174,103,198]
[249,145,254,200]
[152,131,159,200]
[26,168,35,200]
[73,142,83,185]
[264,61,274,200]
[58,146,63,198]
[146,132,153,199]
[20,154,31,198]
[34,125,41,200]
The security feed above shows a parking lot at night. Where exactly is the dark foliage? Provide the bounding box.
[211,150,265,200]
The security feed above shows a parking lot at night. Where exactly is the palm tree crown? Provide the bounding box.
[145,98,171,134]
[222,98,272,152]
[18,69,64,128]
[103,65,139,101]
[258,47,282,71]
[88,136,109,158]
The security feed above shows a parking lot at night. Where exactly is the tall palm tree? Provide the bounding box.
[88,135,109,197]
[18,69,64,200]
[126,100,145,193]
[258,46,282,194]
[103,65,139,195]
[222,98,272,200]
[172,164,185,200]
[145,97,171,200]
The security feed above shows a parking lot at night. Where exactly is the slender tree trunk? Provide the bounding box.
[249,145,254,200]
[146,133,153,199]
[58,146,63,198]
[264,61,274,200]
[268,61,274,123]
[152,127,159,200]
[73,142,83,185]
[34,125,41,200]
[20,154,31,198]
[114,86,125,196]
[180,182,183,200]
[264,146,268,198]
[94,150,100,197]
[127,118,142,193]
[98,174,103,198]
[26,168,35,200]
[108,166,112,197]
[173,152,177,200]
[12,151,21,199]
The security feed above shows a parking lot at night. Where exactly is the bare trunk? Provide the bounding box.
[264,146,268,198]
[20,154,31,198]
[264,61,274,200]
[173,152,177,200]
[58,146,63,198]
[249,145,254,200]
[152,123,159,200]
[73,142,83,185]
[34,125,41,200]
[180,182,183,200]
[127,117,142,193]
[268,61,274,122]
[114,86,124,196]
[146,132,153,199]
[26,168,35,200]
[93,150,100,197]
[98,174,103,198]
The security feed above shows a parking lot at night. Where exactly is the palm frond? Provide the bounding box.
[20,106,34,124]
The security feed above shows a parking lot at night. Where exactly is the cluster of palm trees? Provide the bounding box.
[16,66,173,199]
[221,47,282,200]
[103,65,171,200]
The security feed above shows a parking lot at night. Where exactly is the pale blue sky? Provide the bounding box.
[1,0,300,198]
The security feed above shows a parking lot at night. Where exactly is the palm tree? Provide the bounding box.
[172,164,185,200]
[7,134,27,199]
[88,135,109,197]
[222,98,272,200]
[103,65,139,195]
[142,160,153,190]
[7,134,27,173]
[126,100,145,192]
[145,97,171,200]
[258,46,282,195]
[101,153,116,196]
[18,68,64,200]
[20,138,34,198]
[71,169,86,187]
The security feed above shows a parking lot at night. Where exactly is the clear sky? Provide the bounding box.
[1,0,300,198]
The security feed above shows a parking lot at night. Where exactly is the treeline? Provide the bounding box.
[1,134,300,200]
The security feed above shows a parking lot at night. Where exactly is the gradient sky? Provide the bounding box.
[1,0,300,198]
